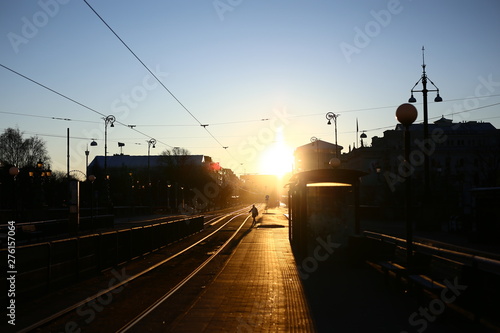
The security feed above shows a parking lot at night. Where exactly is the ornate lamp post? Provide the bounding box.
[103,115,116,175]
[147,138,156,209]
[408,47,442,212]
[396,103,418,264]
[326,112,340,158]
[103,115,115,209]
[147,138,156,186]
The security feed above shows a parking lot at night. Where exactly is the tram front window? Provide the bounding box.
[306,183,355,248]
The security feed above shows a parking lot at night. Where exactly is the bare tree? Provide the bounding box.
[0,127,50,168]
[162,147,191,156]
[160,147,191,167]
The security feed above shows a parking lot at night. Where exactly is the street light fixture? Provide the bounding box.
[360,131,367,147]
[88,174,96,228]
[103,115,115,209]
[9,166,19,177]
[147,138,156,186]
[408,47,443,204]
[85,145,90,178]
[103,115,116,175]
[86,140,98,179]
[396,103,418,265]
[326,112,340,158]
[167,183,172,212]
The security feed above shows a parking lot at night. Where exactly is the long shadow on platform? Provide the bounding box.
[299,257,482,333]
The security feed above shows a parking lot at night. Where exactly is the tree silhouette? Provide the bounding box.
[0,127,50,168]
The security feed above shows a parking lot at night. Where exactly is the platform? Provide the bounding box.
[169,208,316,332]
[168,207,484,333]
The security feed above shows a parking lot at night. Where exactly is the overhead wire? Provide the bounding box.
[0,110,100,124]
[133,118,270,127]
[2,58,499,144]
[0,63,174,149]
[286,94,500,119]
[82,0,232,157]
[336,101,500,135]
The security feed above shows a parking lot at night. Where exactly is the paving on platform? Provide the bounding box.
[168,207,486,333]
[169,207,316,332]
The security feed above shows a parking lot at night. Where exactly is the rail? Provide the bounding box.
[363,230,500,272]
[363,230,500,328]
[15,209,250,332]
[0,215,204,303]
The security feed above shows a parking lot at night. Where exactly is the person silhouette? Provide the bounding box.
[249,205,258,226]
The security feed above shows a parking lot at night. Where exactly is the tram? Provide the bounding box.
[287,167,367,260]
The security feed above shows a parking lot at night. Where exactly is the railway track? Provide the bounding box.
[364,230,500,262]
[15,206,255,332]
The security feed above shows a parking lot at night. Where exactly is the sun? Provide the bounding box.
[258,130,294,178]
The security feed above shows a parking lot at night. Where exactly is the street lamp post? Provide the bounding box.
[396,103,418,265]
[360,131,367,147]
[147,138,156,209]
[87,139,97,178]
[103,115,115,209]
[88,175,96,230]
[167,184,171,213]
[147,138,156,186]
[180,186,185,211]
[408,47,443,214]
[35,160,51,208]
[9,166,20,219]
[103,115,116,175]
[85,145,90,179]
[326,112,340,158]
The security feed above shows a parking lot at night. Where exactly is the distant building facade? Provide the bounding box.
[88,154,213,171]
[87,154,239,211]
[293,139,343,172]
[343,117,500,223]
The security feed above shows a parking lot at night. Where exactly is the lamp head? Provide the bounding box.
[396,103,418,126]
[329,157,341,168]
[9,166,19,176]
[90,140,98,146]
[434,94,443,102]
[408,94,417,103]
[105,115,116,127]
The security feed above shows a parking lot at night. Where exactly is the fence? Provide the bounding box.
[1,216,203,300]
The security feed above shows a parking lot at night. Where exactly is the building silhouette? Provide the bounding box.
[343,117,500,229]
[293,139,343,172]
[87,154,239,212]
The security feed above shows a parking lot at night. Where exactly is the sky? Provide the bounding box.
[1,0,500,178]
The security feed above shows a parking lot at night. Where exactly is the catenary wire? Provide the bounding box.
[82,0,231,155]
[0,110,101,124]
[2,60,499,159]
[0,63,174,148]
